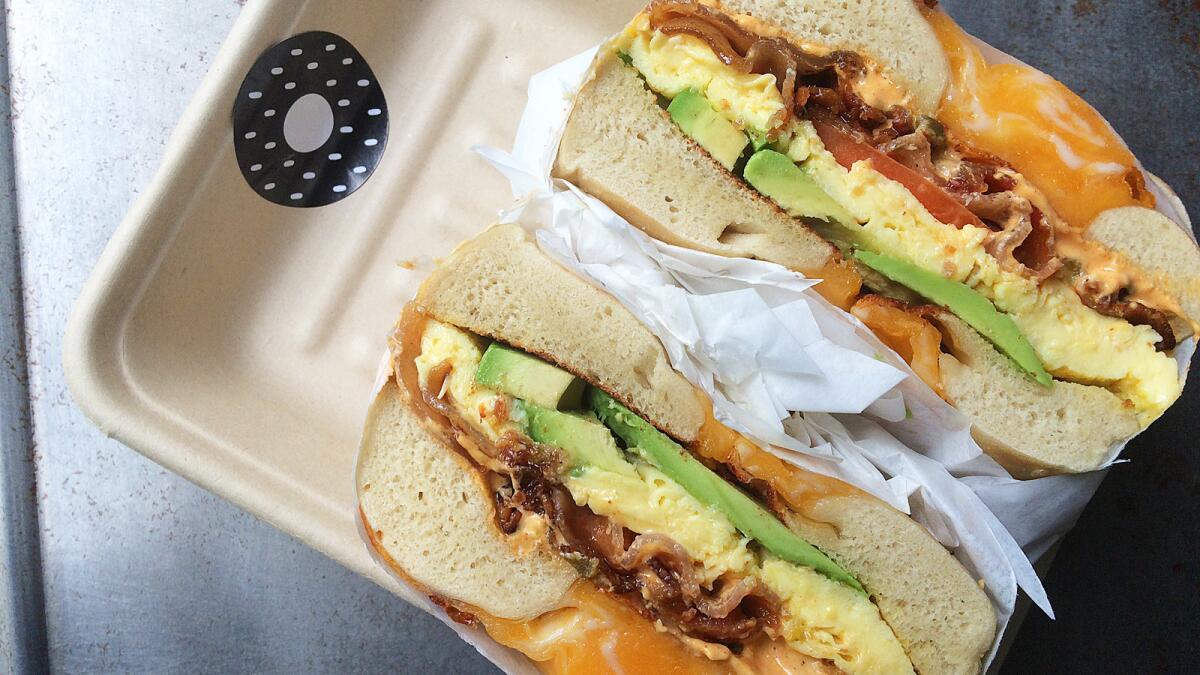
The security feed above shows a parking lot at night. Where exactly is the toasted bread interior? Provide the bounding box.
[931,310,1139,478]
[1087,206,1200,329]
[787,496,997,675]
[554,52,842,277]
[357,378,578,620]
[415,223,705,443]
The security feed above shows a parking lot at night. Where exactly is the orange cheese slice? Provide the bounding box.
[927,10,1154,232]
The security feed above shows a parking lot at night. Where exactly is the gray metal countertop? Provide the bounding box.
[1,1,1197,673]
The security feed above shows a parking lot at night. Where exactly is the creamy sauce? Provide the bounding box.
[854,68,908,112]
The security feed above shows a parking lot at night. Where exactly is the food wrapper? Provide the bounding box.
[357,40,1194,675]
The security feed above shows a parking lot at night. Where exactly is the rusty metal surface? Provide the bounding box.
[0,5,49,673]
[1,1,1195,673]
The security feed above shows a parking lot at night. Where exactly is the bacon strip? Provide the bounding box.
[541,484,780,643]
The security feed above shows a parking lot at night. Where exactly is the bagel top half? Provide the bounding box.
[552,0,1200,477]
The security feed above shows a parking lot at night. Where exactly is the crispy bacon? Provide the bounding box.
[411,323,784,648]
[1076,281,1178,352]
[879,132,939,183]
[650,2,754,69]
[1012,208,1061,281]
[537,483,782,643]
[642,2,1191,336]
[968,193,1063,282]
[745,38,802,121]
[656,15,748,69]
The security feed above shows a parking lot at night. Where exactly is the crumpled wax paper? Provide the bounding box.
[469,41,1196,669]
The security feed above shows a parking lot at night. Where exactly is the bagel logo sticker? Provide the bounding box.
[233,31,388,207]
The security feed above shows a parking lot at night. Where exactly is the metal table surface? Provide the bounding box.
[1,1,1196,673]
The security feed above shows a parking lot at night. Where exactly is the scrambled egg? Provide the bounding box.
[416,321,914,675]
[617,15,786,135]
[414,320,520,440]
[568,463,757,586]
[617,22,1181,422]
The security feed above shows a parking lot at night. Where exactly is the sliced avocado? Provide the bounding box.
[748,129,772,152]
[668,88,749,171]
[588,388,866,594]
[475,343,585,410]
[744,149,855,225]
[518,400,634,476]
[855,250,1053,387]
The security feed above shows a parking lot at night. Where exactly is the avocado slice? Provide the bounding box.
[588,388,866,594]
[747,129,772,152]
[475,343,586,410]
[518,400,635,476]
[668,88,749,171]
[855,250,1053,387]
[744,149,855,225]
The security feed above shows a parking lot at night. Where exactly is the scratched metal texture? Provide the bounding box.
[0,1,1195,674]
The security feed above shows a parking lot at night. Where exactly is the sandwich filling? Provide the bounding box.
[609,1,1190,423]
[404,315,915,675]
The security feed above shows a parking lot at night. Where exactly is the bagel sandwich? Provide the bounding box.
[357,224,996,675]
[552,0,1200,477]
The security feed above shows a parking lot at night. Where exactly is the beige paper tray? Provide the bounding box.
[63,0,645,595]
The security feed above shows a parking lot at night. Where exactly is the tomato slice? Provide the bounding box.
[812,122,986,231]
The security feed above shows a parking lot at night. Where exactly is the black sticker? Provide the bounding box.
[233,31,388,208]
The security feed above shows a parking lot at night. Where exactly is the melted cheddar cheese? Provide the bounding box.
[482,583,837,675]
[926,10,1154,231]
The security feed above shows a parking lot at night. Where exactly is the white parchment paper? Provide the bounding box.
[467,42,1195,670]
